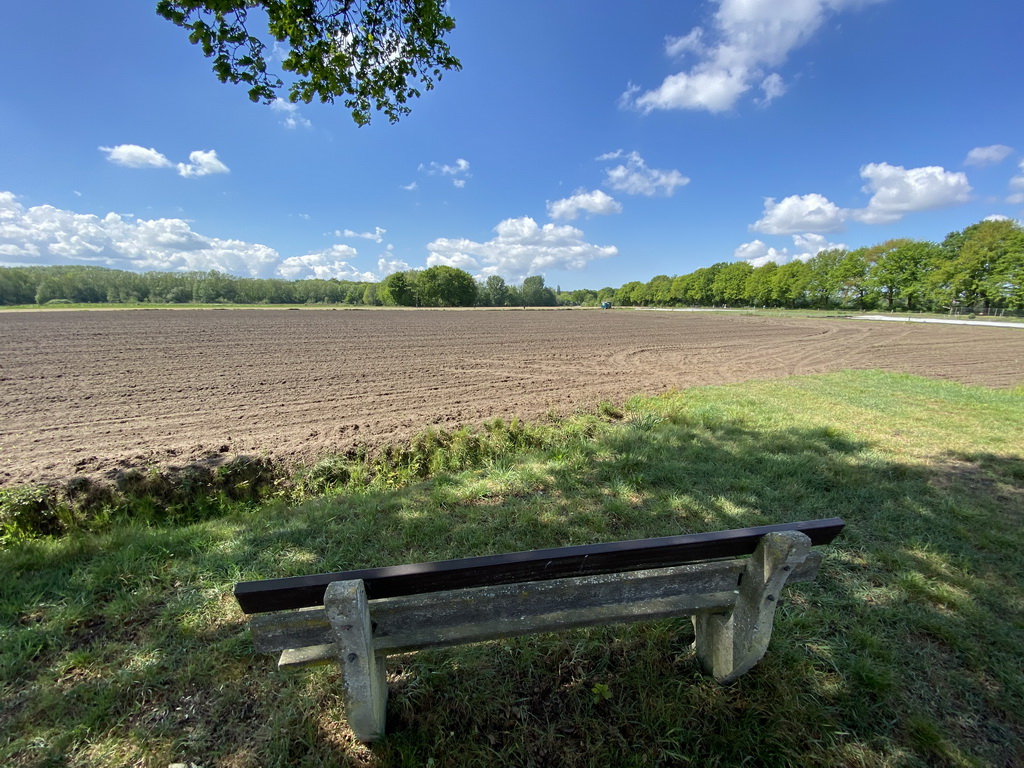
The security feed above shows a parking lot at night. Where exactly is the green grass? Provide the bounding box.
[1,371,1022,767]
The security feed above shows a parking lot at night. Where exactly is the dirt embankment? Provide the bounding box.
[1,308,1021,488]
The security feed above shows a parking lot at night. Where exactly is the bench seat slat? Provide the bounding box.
[252,552,822,658]
[236,518,844,614]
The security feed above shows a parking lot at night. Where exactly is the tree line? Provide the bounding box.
[608,219,1023,314]
[1,218,1021,312]
[0,263,561,309]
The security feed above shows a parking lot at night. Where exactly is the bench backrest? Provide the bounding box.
[234,517,845,614]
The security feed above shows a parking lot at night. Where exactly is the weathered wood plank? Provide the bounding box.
[251,553,822,655]
[236,518,843,613]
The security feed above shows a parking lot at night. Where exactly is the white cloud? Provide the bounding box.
[1008,160,1024,192]
[0,191,278,276]
[547,189,623,220]
[852,162,971,224]
[734,232,845,266]
[984,214,1011,222]
[757,73,786,105]
[99,144,172,169]
[752,193,846,235]
[752,162,972,232]
[420,158,471,187]
[598,150,689,197]
[177,150,230,178]
[791,233,846,261]
[401,181,418,191]
[626,0,886,114]
[733,239,786,266]
[665,27,706,57]
[377,257,411,276]
[632,68,749,114]
[337,227,386,243]
[270,99,312,129]
[426,251,480,271]
[426,216,617,283]
[964,144,1013,167]
[100,145,229,179]
[276,245,375,281]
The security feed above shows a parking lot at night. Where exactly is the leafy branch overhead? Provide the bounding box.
[155,0,461,125]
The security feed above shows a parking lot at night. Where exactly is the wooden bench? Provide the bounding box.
[236,517,844,742]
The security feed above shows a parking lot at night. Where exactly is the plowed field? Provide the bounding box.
[1,308,1021,487]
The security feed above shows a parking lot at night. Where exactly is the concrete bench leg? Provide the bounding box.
[693,531,811,683]
[324,580,387,742]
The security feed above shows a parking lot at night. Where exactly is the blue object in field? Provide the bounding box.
[601,301,612,309]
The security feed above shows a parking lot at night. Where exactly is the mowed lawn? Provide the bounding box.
[1,370,1022,767]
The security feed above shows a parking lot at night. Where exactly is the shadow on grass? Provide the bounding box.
[2,412,1022,767]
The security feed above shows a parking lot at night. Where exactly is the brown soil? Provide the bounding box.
[1,308,1021,487]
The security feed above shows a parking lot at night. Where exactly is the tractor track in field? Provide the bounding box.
[1,308,1021,488]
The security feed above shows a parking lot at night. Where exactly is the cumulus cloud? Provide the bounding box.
[270,99,312,129]
[851,162,971,224]
[426,216,617,283]
[0,191,278,276]
[99,144,173,169]
[598,150,689,197]
[733,239,787,266]
[625,0,886,114]
[752,193,846,235]
[547,189,623,220]
[100,145,230,178]
[377,257,411,276]
[276,244,376,281]
[964,144,1013,167]
[177,150,230,178]
[752,162,972,232]
[791,233,846,260]
[734,232,845,266]
[420,158,471,187]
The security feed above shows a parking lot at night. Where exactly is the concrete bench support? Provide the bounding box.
[693,530,811,682]
[323,579,388,743]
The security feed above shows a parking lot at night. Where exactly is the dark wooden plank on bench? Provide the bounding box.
[235,517,844,614]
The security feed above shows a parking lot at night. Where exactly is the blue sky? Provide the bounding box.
[1,0,1022,290]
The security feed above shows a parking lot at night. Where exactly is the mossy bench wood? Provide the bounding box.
[237,517,844,742]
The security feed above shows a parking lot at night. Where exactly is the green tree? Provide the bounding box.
[687,264,725,305]
[416,265,477,307]
[485,275,509,307]
[157,0,461,126]
[379,271,417,306]
[834,248,872,309]
[0,269,38,305]
[711,262,753,306]
[521,275,556,306]
[744,263,777,307]
[942,219,1024,311]
[615,281,645,306]
[771,260,811,308]
[867,239,939,310]
[805,249,847,308]
[362,284,381,306]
